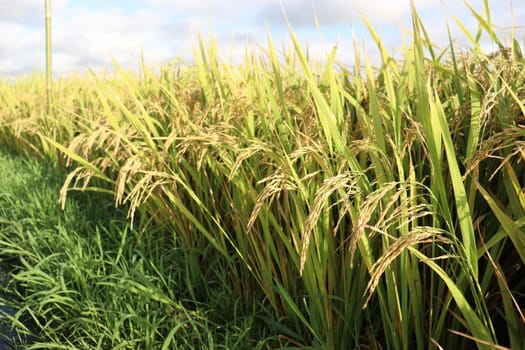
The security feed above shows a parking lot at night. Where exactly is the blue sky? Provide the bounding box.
[1,0,523,76]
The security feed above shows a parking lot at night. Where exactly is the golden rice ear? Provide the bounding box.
[247,171,297,232]
[363,227,450,309]
[124,170,175,226]
[115,155,143,208]
[300,172,361,274]
[59,167,82,210]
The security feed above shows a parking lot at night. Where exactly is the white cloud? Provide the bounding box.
[259,0,443,27]
[0,0,69,24]
[146,0,276,20]
[0,20,44,75]
[49,5,192,73]
[0,0,523,77]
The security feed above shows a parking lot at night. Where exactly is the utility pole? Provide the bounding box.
[45,0,52,115]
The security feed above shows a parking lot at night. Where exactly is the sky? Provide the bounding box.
[1,0,524,77]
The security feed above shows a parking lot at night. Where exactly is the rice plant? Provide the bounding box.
[0,0,523,349]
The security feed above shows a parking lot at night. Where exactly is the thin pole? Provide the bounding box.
[45,0,52,115]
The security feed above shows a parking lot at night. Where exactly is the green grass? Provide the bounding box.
[0,1,524,349]
[0,148,276,349]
